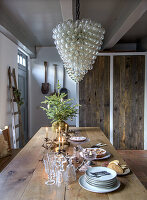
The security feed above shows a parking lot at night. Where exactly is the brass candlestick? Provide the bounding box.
[42,138,56,150]
[57,148,66,155]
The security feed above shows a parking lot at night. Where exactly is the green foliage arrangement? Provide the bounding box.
[13,88,24,106]
[41,81,79,123]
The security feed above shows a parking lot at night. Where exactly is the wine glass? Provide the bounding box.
[43,158,55,185]
[47,152,56,162]
[82,149,97,166]
[72,145,83,163]
[63,157,76,189]
[56,154,67,172]
[60,156,67,172]
[55,164,63,187]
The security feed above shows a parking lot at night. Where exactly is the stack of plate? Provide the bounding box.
[85,167,117,189]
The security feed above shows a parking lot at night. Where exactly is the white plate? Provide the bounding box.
[85,182,117,188]
[85,177,116,185]
[69,136,87,142]
[86,176,116,183]
[86,167,117,181]
[80,151,111,161]
[86,179,117,186]
[83,148,107,158]
[69,138,90,145]
[79,175,121,193]
[94,152,111,160]
[85,175,116,183]
[117,168,130,176]
[85,179,117,188]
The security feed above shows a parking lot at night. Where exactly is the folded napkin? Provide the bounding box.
[90,171,111,178]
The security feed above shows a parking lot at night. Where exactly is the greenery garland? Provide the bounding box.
[13,88,24,106]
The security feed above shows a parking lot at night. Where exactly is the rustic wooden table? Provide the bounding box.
[0,127,146,200]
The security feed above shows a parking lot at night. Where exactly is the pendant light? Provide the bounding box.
[52,0,105,82]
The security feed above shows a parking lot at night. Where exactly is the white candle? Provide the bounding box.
[59,136,61,150]
[62,137,64,150]
[46,127,48,138]
[65,124,68,133]
[59,126,61,138]
[56,128,58,137]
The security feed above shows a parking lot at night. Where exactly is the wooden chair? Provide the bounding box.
[0,127,20,172]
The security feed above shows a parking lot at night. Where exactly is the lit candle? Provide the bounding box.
[89,151,92,156]
[46,127,48,138]
[62,137,64,150]
[59,136,61,150]
[56,128,58,137]
[65,124,68,133]
[59,126,61,138]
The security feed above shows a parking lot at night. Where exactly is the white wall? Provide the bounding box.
[0,32,18,145]
[29,47,76,137]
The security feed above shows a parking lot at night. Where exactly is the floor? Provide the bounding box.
[0,149,20,172]
[118,150,147,189]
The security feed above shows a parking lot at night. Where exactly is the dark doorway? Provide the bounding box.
[17,50,28,146]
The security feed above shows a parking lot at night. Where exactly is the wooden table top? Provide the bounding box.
[0,127,146,200]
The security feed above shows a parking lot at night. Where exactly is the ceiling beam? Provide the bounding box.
[59,0,73,21]
[103,0,147,49]
[0,25,36,57]
[0,4,40,57]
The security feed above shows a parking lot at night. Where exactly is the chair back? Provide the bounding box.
[2,127,11,150]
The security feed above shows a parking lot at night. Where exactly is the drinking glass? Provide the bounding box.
[63,157,76,187]
[60,155,67,172]
[47,152,56,162]
[54,154,66,186]
[71,141,83,161]
[55,166,63,187]
[82,149,97,166]
[56,154,67,172]
[43,158,55,185]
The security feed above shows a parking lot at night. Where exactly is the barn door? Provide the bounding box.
[113,55,145,149]
[79,56,110,139]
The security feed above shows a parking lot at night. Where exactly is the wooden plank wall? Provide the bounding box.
[113,55,145,149]
[79,56,110,139]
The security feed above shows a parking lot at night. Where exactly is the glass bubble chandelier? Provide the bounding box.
[52,0,105,83]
